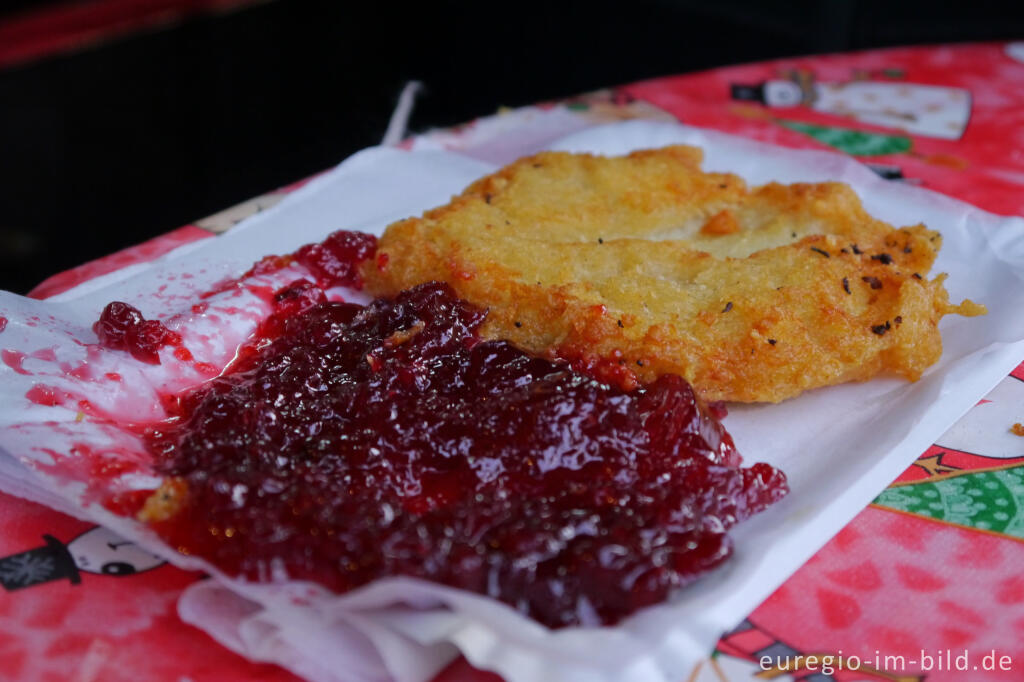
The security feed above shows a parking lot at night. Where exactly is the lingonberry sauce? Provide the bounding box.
[143,278,788,628]
[293,229,377,289]
[93,301,182,364]
[93,230,377,367]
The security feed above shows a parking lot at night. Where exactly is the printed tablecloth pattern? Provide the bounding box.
[5,42,1024,682]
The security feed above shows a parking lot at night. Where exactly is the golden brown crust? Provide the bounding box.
[138,477,187,523]
[366,146,985,403]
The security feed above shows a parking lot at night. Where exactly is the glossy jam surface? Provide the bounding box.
[145,279,787,627]
[292,229,377,289]
[93,230,378,367]
[93,301,182,364]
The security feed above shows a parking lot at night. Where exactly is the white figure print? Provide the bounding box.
[732,73,971,140]
[934,375,1024,459]
[68,525,165,576]
[0,525,164,590]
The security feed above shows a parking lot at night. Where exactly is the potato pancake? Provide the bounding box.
[365,146,984,403]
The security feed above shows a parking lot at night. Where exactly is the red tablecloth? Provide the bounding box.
[4,42,1024,682]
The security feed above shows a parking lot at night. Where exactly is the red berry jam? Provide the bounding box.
[93,301,181,364]
[93,230,377,366]
[293,229,377,289]
[142,280,787,628]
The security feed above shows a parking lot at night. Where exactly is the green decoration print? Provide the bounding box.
[777,120,912,157]
[874,466,1024,538]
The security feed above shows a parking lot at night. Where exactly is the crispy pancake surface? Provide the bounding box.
[366,146,984,403]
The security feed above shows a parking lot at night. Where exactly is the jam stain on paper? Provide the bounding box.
[2,349,31,375]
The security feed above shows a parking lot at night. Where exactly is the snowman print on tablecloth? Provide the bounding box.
[731,70,972,140]
[0,525,164,591]
[933,373,1024,460]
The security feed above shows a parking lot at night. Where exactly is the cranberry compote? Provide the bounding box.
[293,229,377,289]
[144,282,787,628]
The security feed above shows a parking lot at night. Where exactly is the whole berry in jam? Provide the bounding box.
[294,230,378,289]
[93,302,180,365]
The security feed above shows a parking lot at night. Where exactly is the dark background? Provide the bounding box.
[1,0,1023,294]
